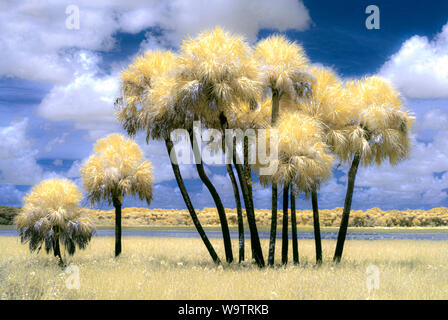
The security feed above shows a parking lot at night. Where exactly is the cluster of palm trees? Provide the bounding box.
[16,27,413,269]
[115,27,414,267]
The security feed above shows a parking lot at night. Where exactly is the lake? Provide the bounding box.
[1,229,448,240]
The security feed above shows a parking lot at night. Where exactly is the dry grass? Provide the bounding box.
[1,236,448,299]
[85,206,448,227]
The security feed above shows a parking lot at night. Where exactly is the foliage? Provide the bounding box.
[0,206,21,225]
[15,179,95,255]
[80,133,154,206]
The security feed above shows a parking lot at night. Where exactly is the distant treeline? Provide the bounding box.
[0,206,21,225]
[2,206,448,227]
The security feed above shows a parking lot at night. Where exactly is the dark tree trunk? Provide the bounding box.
[113,196,122,257]
[243,136,253,202]
[281,184,290,265]
[53,226,64,266]
[226,163,244,263]
[311,188,322,265]
[290,188,299,265]
[268,89,281,266]
[233,153,265,268]
[165,139,221,265]
[267,184,278,266]
[271,89,280,125]
[190,132,233,263]
[243,136,255,260]
[333,153,361,263]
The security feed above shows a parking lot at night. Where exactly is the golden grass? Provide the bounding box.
[2,236,448,299]
[85,206,448,227]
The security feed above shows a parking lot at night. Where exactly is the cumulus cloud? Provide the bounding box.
[379,22,448,98]
[0,118,59,185]
[37,71,120,137]
[0,185,25,206]
[0,0,311,83]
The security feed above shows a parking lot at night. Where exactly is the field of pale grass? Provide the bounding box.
[1,236,448,299]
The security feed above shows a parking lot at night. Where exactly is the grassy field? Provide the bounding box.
[2,236,448,299]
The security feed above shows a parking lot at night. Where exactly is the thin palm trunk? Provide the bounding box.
[267,184,277,266]
[53,226,64,266]
[243,136,256,260]
[226,163,244,263]
[233,150,265,268]
[281,183,290,265]
[113,196,122,257]
[190,132,233,263]
[311,188,322,265]
[290,188,299,265]
[333,153,361,263]
[269,89,281,266]
[165,139,221,265]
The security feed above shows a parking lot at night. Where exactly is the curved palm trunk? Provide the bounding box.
[333,153,361,263]
[311,188,322,265]
[267,184,278,266]
[281,183,290,265]
[233,148,265,268]
[113,196,122,257]
[165,139,221,265]
[227,164,244,263]
[190,132,233,263]
[290,189,299,265]
[53,226,64,266]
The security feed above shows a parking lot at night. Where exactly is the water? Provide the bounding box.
[2,229,448,241]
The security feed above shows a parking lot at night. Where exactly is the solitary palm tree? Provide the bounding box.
[253,35,314,266]
[174,27,264,266]
[15,179,95,266]
[333,76,414,262]
[80,134,154,257]
[116,50,221,264]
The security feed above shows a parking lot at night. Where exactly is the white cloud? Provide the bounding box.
[380,22,448,98]
[0,185,25,206]
[37,72,120,136]
[0,118,59,185]
[0,0,311,83]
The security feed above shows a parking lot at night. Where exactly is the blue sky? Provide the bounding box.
[1,0,447,211]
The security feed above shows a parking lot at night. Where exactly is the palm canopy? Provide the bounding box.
[254,35,314,100]
[15,178,95,255]
[297,67,353,159]
[116,50,178,139]
[81,133,154,206]
[344,76,414,166]
[174,27,262,128]
[259,112,333,194]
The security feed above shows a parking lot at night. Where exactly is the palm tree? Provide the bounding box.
[116,50,221,264]
[297,67,350,264]
[174,27,264,266]
[253,35,314,266]
[15,179,95,266]
[80,134,153,257]
[259,112,333,265]
[332,76,414,262]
